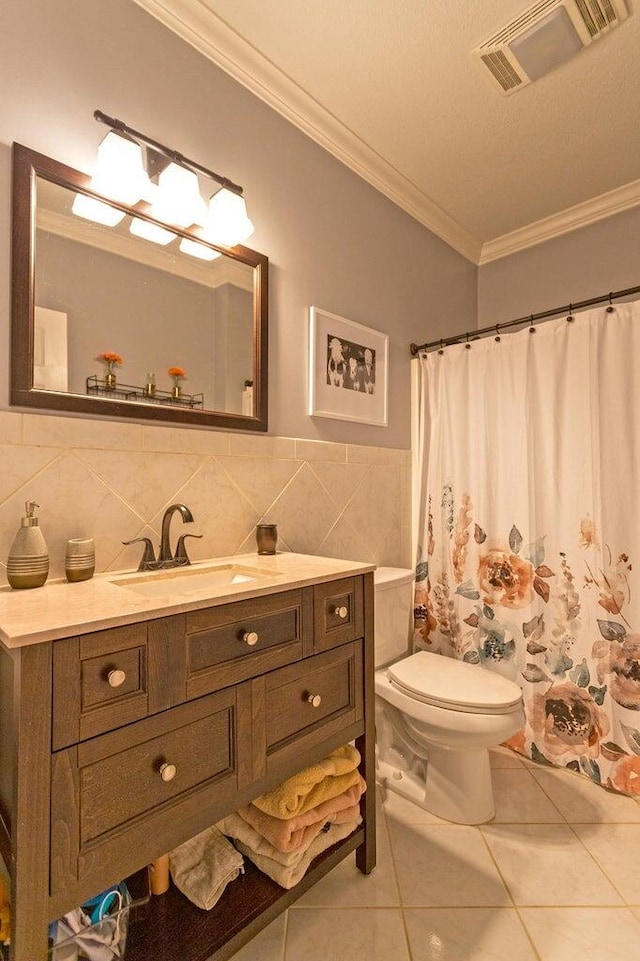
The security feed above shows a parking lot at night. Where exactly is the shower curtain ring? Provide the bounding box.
[495,324,501,342]
[438,339,444,355]
[567,304,574,322]
[607,292,615,313]
[529,315,536,333]
[465,332,471,349]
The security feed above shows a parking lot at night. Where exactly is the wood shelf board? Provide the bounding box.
[124,830,364,961]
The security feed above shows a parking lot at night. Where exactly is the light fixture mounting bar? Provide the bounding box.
[94,109,244,196]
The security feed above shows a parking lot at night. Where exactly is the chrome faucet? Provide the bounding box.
[124,503,202,571]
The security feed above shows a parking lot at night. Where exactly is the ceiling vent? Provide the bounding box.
[473,0,629,94]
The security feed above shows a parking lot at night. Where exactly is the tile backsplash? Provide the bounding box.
[0,411,411,584]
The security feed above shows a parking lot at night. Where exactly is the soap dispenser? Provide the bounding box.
[7,501,50,589]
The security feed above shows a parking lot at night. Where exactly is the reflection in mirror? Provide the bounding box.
[12,145,268,431]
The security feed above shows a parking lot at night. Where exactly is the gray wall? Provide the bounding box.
[0,0,477,450]
[478,206,640,327]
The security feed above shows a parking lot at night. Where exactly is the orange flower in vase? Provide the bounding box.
[97,351,123,389]
[168,366,186,399]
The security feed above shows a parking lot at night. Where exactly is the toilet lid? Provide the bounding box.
[387,651,523,715]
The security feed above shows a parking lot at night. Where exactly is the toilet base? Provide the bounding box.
[378,744,496,825]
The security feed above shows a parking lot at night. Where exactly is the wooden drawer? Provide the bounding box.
[50,686,251,906]
[52,615,187,750]
[313,577,363,652]
[254,642,363,776]
[52,623,148,750]
[185,588,312,699]
[79,702,232,845]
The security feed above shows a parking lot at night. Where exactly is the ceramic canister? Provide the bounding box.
[65,538,95,582]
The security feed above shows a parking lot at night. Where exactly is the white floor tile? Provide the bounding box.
[231,757,640,959]
[284,908,410,961]
[380,785,451,826]
[295,818,400,907]
[387,822,511,907]
[403,907,538,961]
[519,907,640,961]
[530,766,640,822]
[489,747,525,769]
[491,769,565,823]
[573,822,640,903]
[231,913,286,961]
[481,823,623,906]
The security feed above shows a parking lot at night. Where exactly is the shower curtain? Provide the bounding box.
[413,300,640,797]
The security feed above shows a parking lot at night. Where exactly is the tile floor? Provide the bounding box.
[231,747,640,961]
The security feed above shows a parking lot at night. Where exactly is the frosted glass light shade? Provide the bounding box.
[152,163,207,228]
[130,217,176,246]
[203,188,254,246]
[179,237,222,261]
[72,193,125,226]
[90,132,150,205]
[509,7,583,82]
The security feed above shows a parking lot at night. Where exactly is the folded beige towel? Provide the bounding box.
[238,775,366,852]
[232,817,362,889]
[169,824,244,910]
[252,745,361,819]
[217,803,362,867]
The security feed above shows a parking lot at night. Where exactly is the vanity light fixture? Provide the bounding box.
[178,237,222,261]
[75,109,254,249]
[202,187,254,247]
[88,130,150,204]
[130,217,176,246]
[72,193,126,227]
[153,162,207,229]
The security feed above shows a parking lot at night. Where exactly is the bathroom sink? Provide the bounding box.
[110,563,274,599]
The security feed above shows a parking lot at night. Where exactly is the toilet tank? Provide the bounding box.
[374,567,415,668]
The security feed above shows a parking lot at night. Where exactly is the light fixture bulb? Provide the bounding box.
[203,188,254,246]
[72,193,126,226]
[179,237,222,261]
[90,131,150,205]
[152,163,207,228]
[130,217,176,246]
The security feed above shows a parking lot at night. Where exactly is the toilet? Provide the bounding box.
[374,567,525,824]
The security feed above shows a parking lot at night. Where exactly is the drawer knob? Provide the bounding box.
[107,669,126,688]
[243,631,259,646]
[159,762,177,783]
[307,693,322,708]
[334,605,348,619]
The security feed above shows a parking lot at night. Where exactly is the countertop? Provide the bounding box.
[0,552,375,649]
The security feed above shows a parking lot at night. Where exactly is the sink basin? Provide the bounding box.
[110,563,274,599]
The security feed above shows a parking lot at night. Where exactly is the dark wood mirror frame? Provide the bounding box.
[11,143,269,431]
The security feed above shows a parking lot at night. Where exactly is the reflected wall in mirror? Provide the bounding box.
[11,144,268,431]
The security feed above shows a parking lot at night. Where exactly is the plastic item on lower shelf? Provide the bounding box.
[47,871,150,960]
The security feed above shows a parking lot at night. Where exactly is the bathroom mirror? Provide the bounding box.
[11,144,268,431]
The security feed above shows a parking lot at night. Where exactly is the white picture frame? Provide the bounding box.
[308,306,388,426]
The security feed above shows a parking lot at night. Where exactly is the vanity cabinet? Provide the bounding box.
[0,563,375,961]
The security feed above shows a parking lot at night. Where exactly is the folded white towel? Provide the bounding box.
[230,818,362,890]
[169,824,244,910]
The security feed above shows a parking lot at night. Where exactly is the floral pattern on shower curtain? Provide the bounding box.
[413,301,640,797]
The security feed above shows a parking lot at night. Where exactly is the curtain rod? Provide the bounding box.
[409,284,640,356]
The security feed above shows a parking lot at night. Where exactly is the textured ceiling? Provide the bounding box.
[133,0,640,262]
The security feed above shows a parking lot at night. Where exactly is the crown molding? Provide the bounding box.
[479,177,640,265]
[132,0,482,264]
[133,0,640,268]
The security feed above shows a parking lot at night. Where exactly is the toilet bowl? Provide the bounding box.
[374,568,525,824]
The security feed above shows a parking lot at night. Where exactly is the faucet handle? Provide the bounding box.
[123,537,157,571]
[175,533,203,566]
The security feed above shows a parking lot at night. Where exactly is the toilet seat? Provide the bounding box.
[387,651,523,715]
